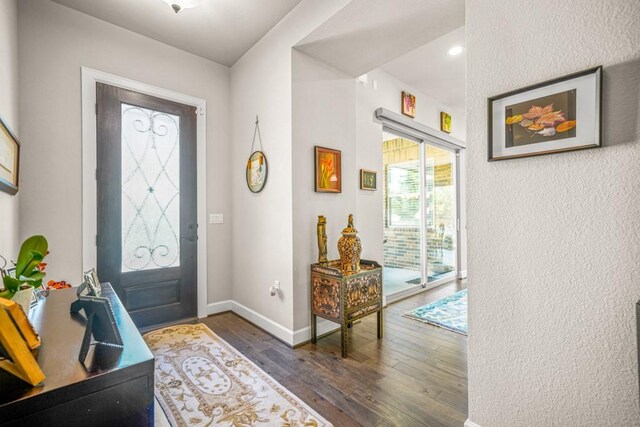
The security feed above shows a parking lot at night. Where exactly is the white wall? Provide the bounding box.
[466,1,640,425]
[229,0,351,333]
[0,0,19,262]
[17,0,232,304]
[291,50,357,330]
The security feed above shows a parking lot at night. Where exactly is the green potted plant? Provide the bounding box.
[0,235,49,313]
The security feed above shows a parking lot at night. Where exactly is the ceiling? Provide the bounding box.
[295,0,465,77]
[50,0,303,66]
[381,26,466,111]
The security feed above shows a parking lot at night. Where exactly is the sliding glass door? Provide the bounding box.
[424,145,457,284]
[382,132,459,301]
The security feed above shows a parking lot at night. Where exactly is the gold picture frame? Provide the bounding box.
[440,112,452,133]
[0,115,20,195]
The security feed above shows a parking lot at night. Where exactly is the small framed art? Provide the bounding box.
[314,146,341,193]
[488,66,602,161]
[0,116,20,195]
[441,112,452,133]
[401,91,416,118]
[360,169,377,191]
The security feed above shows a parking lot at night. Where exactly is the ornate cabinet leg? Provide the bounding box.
[311,313,317,344]
[377,309,383,339]
[341,323,348,358]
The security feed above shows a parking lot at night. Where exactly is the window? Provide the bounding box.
[387,161,420,227]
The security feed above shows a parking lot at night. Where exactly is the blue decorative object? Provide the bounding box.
[405,289,467,335]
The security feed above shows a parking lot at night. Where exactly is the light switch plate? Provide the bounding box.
[209,214,223,224]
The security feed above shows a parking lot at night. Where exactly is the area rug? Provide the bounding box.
[404,289,467,335]
[144,323,332,427]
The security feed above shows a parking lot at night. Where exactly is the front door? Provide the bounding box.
[96,83,197,328]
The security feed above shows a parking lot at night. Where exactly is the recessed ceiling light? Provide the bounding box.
[162,0,203,13]
[447,46,464,56]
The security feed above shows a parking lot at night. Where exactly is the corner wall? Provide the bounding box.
[229,0,351,335]
[0,0,19,260]
[291,50,357,331]
[466,1,640,425]
[17,0,232,304]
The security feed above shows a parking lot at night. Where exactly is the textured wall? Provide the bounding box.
[18,0,232,304]
[466,1,640,426]
[0,0,19,262]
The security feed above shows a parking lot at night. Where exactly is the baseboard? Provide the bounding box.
[465,419,481,427]
[458,270,468,279]
[206,300,233,315]
[292,319,341,346]
[229,301,296,344]
[205,300,340,347]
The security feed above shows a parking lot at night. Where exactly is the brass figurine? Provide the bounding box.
[317,215,328,265]
[337,214,362,274]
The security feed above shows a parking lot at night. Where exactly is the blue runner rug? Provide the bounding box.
[404,289,467,335]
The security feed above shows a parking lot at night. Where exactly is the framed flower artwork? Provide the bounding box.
[314,146,341,193]
[488,66,602,160]
[401,91,416,118]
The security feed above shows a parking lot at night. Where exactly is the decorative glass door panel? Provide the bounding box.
[121,104,180,272]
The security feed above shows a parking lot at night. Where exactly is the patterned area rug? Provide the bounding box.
[144,324,332,427]
[404,289,467,335]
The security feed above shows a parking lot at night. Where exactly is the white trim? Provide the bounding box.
[465,419,481,427]
[205,299,340,347]
[206,300,233,315]
[292,319,341,346]
[81,67,208,318]
[458,269,468,279]
[229,301,295,344]
[376,107,466,150]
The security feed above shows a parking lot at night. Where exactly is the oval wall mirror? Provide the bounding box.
[246,151,268,193]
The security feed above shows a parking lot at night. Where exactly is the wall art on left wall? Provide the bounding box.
[315,146,341,193]
[0,116,20,195]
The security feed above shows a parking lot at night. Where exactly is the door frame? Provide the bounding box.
[376,107,466,300]
[81,67,208,319]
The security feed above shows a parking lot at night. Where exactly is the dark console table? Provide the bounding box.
[0,283,155,426]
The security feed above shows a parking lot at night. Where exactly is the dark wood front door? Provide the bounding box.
[96,83,197,328]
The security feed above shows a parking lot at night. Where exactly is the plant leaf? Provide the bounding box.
[15,235,48,277]
[2,275,21,293]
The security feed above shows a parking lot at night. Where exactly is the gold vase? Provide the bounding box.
[338,214,361,274]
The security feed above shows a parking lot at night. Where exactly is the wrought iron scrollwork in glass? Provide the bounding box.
[121,104,180,272]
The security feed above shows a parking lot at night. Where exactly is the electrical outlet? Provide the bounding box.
[270,280,280,296]
[209,214,223,224]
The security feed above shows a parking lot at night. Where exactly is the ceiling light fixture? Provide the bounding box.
[447,46,464,56]
[162,0,203,13]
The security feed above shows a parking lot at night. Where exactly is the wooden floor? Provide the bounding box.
[199,280,468,427]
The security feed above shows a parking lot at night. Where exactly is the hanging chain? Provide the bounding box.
[250,115,263,154]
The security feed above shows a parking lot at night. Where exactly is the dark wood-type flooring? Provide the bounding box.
[199,280,468,427]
